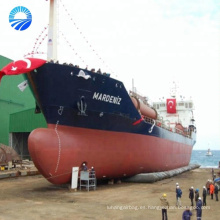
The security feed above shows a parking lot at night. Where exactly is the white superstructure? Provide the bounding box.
[153,98,195,130]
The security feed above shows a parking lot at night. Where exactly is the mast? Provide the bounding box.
[47,0,58,61]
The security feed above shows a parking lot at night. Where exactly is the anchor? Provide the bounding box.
[77,96,87,116]
[148,120,156,133]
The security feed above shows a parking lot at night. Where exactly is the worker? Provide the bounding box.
[160,193,169,220]
[82,163,88,171]
[210,182,215,200]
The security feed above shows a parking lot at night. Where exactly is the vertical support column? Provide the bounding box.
[47,0,58,61]
[9,133,12,147]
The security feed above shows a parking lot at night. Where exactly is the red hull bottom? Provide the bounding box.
[28,124,192,184]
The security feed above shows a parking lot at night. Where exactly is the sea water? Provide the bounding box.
[190,150,220,168]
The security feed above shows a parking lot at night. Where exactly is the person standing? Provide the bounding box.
[212,168,214,177]
[196,197,202,220]
[82,163,88,171]
[89,166,95,178]
[202,186,207,206]
[213,174,216,181]
[182,206,192,220]
[176,185,182,207]
[214,183,219,201]
[206,179,210,195]
[189,186,194,206]
[210,182,215,200]
[195,189,199,204]
[160,193,169,220]
[175,183,179,206]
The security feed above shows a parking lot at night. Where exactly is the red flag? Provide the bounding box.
[0,58,46,82]
[166,98,176,113]
[0,71,4,82]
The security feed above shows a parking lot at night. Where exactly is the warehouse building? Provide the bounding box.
[0,55,46,159]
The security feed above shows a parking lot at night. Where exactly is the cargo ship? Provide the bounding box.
[0,0,196,184]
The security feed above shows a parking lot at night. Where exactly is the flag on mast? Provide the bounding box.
[166,98,176,113]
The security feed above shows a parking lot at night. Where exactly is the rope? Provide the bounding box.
[24,0,116,77]
[59,31,85,64]
[24,26,48,58]
[59,0,115,75]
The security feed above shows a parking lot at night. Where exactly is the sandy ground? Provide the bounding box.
[0,168,219,220]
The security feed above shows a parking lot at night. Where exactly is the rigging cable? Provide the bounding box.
[59,31,85,64]
[24,26,48,58]
[59,0,115,75]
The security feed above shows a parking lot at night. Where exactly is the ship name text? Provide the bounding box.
[93,92,122,105]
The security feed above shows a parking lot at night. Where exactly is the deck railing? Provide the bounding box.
[142,116,191,139]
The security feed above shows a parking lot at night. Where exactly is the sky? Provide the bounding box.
[0,0,220,150]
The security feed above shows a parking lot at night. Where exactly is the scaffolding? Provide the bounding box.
[79,171,96,191]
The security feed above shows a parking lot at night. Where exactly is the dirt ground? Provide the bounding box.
[0,168,219,220]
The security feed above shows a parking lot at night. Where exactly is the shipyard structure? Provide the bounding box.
[0,55,46,159]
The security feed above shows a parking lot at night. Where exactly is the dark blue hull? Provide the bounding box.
[28,63,196,147]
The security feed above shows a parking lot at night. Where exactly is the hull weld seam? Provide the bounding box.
[54,120,61,173]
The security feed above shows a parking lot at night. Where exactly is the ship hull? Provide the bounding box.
[28,123,193,184]
[26,63,196,184]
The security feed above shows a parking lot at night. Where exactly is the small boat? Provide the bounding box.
[206,148,213,156]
